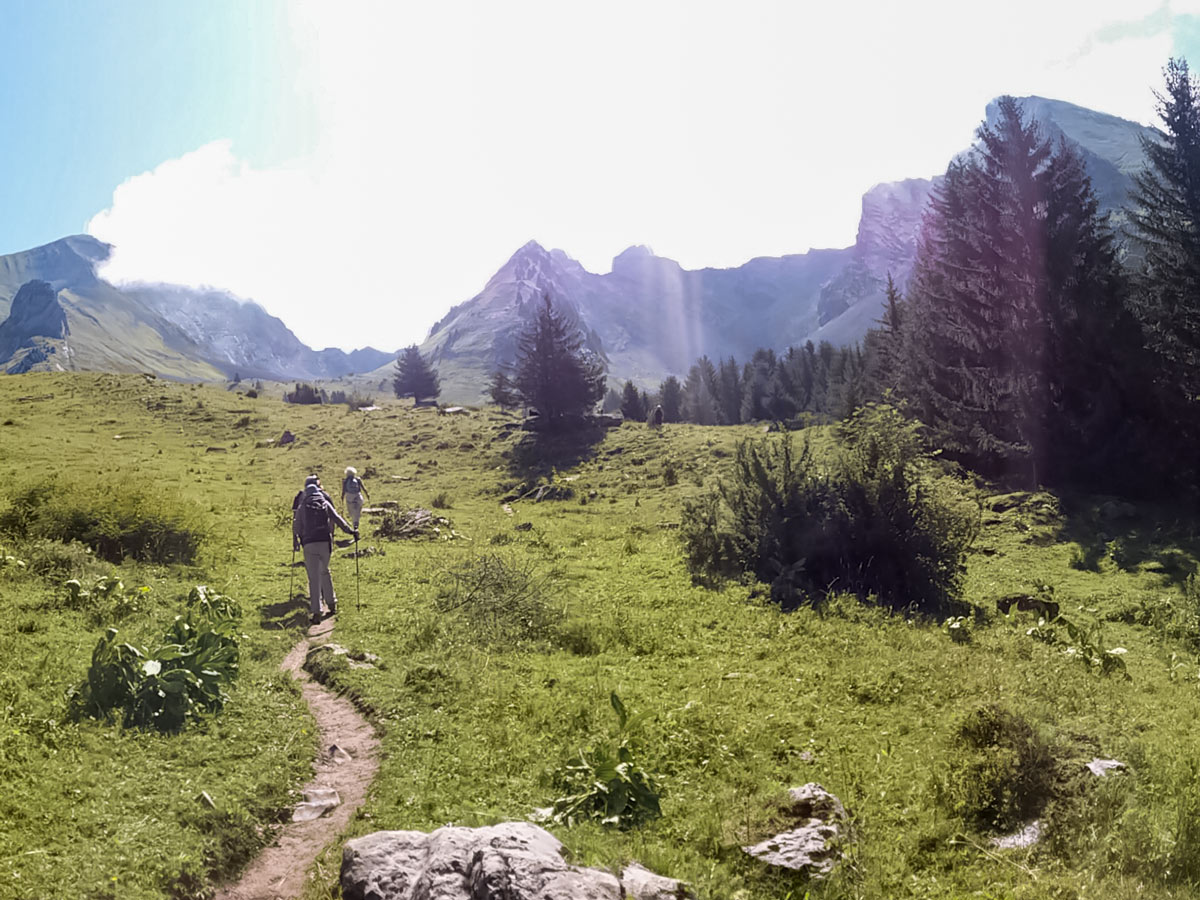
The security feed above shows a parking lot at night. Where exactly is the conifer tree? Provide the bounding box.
[620,380,647,421]
[899,97,1130,485]
[658,375,683,422]
[487,369,518,410]
[393,345,441,406]
[512,294,605,426]
[1128,58,1200,403]
[682,357,720,424]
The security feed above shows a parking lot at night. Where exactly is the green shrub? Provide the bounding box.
[60,574,149,623]
[549,693,663,830]
[435,553,562,649]
[680,404,978,614]
[69,586,240,732]
[939,703,1057,831]
[0,478,207,564]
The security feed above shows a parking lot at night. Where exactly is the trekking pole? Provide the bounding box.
[289,546,296,602]
[355,531,361,612]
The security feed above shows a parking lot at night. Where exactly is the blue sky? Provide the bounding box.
[3,1,1200,350]
[0,0,311,253]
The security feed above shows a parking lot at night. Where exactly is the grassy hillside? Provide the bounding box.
[3,373,1200,899]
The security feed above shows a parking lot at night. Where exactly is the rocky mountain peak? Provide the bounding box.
[4,280,67,335]
[0,279,70,368]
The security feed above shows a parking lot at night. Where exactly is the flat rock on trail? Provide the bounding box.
[213,617,380,900]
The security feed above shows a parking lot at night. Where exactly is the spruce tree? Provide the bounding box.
[392,345,441,406]
[487,369,518,410]
[658,375,683,422]
[620,380,647,421]
[899,97,1129,485]
[512,294,605,426]
[682,357,719,424]
[1128,58,1200,403]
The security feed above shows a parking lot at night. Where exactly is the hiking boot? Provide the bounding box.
[311,612,323,625]
[329,600,338,616]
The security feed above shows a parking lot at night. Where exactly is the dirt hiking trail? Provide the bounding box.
[214,616,379,900]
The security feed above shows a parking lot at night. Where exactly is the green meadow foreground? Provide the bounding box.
[5,373,1200,899]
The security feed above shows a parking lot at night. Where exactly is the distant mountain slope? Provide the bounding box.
[410,96,1158,403]
[0,236,391,380]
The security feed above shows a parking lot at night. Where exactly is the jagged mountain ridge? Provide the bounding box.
[0,236,393,379]
[409,95,1158,402]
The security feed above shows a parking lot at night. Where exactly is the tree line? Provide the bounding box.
[615,59,1200,494]
[405,58,1200,492]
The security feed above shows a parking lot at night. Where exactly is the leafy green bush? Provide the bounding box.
[435,553,562,649]
[61,574,149,623]
[550,693,663,829]
[0,478,207,564]
[681,404,978,614]
[70,586,241,732]
[939,703,1057,831]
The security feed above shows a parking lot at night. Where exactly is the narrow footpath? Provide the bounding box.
[213,616,380,900]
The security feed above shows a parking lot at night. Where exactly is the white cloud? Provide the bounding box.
[88,0,1182,350]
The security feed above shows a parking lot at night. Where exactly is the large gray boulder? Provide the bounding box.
[342,822,690,900]
[742,783,848,879]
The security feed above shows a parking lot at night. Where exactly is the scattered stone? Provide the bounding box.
[341,823,688,900]
[514,522,533,532]
[309,643,380,670]
[621,863,693,900]
[502,503,513,516]
[990,820,1041,850]
[1087,758,1126,777]
[279,430,296,445]
[442,406,468,415]
[255,438,276,448]
[797,750,815,763]
[742,784,847,879]
[328,744,354,765]
[205,446,228,453]
[293,787,341,822]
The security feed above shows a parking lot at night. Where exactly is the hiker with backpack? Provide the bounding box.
[293,474,357,624]
[341,465,370,529]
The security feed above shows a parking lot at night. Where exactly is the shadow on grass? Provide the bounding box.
[259,589,310,630]
[505,421,608,480]
[1057,495,1200,587]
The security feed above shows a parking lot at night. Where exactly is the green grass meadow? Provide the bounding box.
[4,372,1200,899]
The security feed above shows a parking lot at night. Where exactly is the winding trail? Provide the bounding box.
[213,617,380,900]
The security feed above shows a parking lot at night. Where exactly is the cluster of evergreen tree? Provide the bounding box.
[614,342,869,428]
[866,61,1200,492]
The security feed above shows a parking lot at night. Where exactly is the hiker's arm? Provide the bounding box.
[329,505,356,536]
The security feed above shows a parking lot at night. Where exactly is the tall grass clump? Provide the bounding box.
[681,404,978,613]
[434,552,563,649]
[938,703,1058,831]
[0,476,207,564]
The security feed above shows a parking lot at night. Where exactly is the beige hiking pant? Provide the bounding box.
[346,493,365,529]
[301,541,337,615]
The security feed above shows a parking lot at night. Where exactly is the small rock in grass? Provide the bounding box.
[294,787,341,821]
[991,820,1041,849]
[1087,758,1126,777]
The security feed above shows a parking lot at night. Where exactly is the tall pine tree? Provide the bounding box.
[393,345,441,406]
[898,97,1129,485]
[1128,58,1200,404]
[513,295,605,426]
